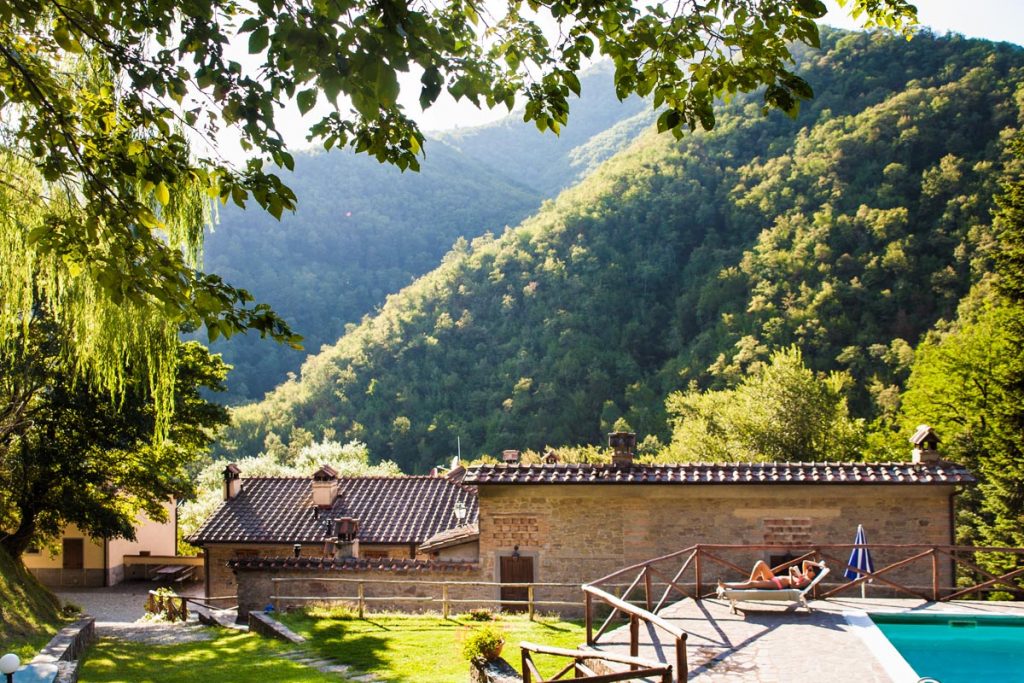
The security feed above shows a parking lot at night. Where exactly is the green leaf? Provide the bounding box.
[297,89,317,115]
[375,65,400,108]
[154,181,170,206]
[248,26,270,54]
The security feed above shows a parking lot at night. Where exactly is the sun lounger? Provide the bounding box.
[716,564,830,614]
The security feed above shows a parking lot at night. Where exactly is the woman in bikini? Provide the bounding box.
[718,560,822,590]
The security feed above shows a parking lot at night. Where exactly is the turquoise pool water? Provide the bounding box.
[871,612,1024,682]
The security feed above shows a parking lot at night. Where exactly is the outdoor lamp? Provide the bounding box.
[293,543,302,558]
[0,652,20,683]
[512,545,520,560]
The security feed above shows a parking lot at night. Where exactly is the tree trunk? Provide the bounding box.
[1,512,37,558]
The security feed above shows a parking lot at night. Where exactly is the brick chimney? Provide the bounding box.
[311,465,340,507]
[910,425,940,464]
[222,463,242,501]
[334,517,360,559]
[609,431,636,466]
[502,449,520,464]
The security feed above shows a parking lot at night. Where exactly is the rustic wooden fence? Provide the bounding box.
[579,542,1024,682]
[520,641,673,682]
[270,576,582,619]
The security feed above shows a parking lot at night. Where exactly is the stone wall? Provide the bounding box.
[476,483,958,608]
[205,542,415,600]
[234,563,484,616]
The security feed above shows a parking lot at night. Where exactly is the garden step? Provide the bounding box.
[277,647,381,680]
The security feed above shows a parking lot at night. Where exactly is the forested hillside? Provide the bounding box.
[203,66,647,402]
[219,29,1024,474]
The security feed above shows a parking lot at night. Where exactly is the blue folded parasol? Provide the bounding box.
[845,524,874,598]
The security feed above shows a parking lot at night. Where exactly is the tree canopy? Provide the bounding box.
[664,346,864,462]
[0,0,916,418]
[0,313,229,557]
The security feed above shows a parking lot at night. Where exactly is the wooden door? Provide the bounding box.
[63,538,84,570]
[499,555,534,612]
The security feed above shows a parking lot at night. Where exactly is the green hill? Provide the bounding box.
[219,29,1024,472]
[203,65,647,402]
[0,546,61,651]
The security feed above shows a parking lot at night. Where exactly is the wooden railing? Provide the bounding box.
[145,590,189,622]
[586,543,1024,606]
[520,641,673,682]
[582,543,1024,681]
[270,577,582,619]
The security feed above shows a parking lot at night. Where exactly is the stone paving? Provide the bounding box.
[55,580,219,644]
[589,596,1024,682]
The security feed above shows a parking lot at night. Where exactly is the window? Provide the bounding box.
[362,550,390,559]
[25,545,40,554]
[233,549,259,559]
[138,550,151,557]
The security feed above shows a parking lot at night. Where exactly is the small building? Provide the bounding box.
[188,464,479,601]
[21,501,178,588]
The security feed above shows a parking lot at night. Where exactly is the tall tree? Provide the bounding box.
[898,134,1024,559]
[0,312,229,557]
[0,0,916,417]
[664,346,864,462]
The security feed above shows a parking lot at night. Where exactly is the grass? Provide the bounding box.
[79,629,341,683]
[0,545,67,659]
[277,608,588,682]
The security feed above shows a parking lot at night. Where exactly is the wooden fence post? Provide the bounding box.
[528,585,535,621]
[585,591,593,646]
[644,567,653,611]
[675,635,687,683]
[358,582,365,619]
[931,549,939,601]
[629,614,639,667]
[442,584,450,619]
[695,546,702,598]
[521,649,531,683]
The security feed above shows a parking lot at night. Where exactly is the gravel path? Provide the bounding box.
[56,582,221,645]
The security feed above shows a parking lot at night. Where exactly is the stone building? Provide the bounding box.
[196,431,974,616]
[188,464,479,602]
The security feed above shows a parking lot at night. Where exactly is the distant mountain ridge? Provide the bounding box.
[218,29,1024,473]
[203,64,649,402]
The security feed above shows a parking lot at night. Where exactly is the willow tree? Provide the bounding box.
[0,0,917,421]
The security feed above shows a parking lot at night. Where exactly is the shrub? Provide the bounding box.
[462,624,506,662]
[464,608,495,621]
[304,602,358,620]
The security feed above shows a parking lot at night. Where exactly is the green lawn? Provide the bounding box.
[79,629,340,683]
[277,609,587,683]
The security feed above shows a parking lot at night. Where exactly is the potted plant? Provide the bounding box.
[462,624,506,662]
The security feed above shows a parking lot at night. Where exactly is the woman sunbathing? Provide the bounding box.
[718,560,823,591]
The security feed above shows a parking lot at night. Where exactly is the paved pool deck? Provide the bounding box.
[588,596,1024,682]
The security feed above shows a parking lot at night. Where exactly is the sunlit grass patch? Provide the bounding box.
[79,628,339,683]
[277,610,586,682]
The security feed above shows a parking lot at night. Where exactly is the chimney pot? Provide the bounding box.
[608,432,636,466]
[311,464,340,507]
[223,463,242,501]
[502,449,520,464]
[910,425,941,463]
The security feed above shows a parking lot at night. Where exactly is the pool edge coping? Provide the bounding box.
[843,610,920,683]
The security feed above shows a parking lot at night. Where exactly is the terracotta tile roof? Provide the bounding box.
[419,523,480,553]
[463,461,976,485]
[189,476,478,546]
[227,556,478,572]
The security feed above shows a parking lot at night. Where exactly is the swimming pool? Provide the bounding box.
[869,612,1024,682]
